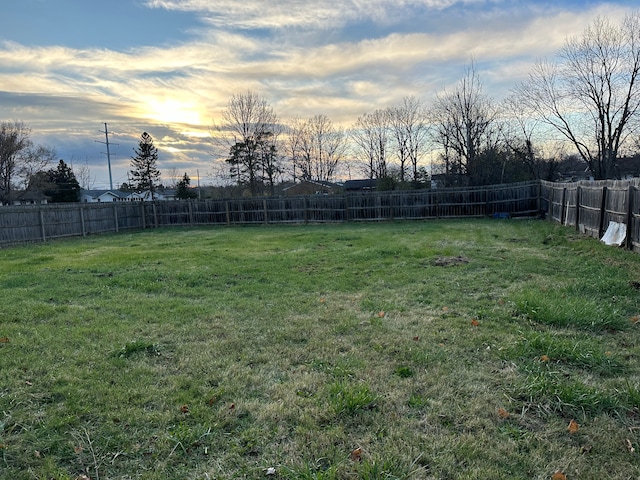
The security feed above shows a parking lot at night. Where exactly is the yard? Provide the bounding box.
[0,219,638,479]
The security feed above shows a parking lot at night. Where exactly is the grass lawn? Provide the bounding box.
[0,219,639,479]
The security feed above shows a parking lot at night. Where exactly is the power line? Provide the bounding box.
[95,123,119,190]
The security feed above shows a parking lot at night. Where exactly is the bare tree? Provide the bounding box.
[74,157,96,190]
[285,116,308,182]
[351,109,390,179]
[166,167,180,189]
[500,95,545,179]
[515,13,640,179]
[389,96,430,183]
[290,115,347,183]
[431,65,498,185]
[216,91,281,196]
[0,121,32,202]
[18,144,56,189]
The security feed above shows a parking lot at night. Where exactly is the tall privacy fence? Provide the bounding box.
[0,182,540,247]
[5,179,640,249]
[541,178,640,251]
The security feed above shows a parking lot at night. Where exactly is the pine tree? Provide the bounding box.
[45,159,80,202]
[176,172,197,199]
[130,132,161,199]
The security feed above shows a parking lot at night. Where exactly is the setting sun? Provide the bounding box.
[146,98,202,126]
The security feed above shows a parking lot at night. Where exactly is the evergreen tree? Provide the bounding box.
[45,159,80,202]
[176,172,197,199]
[130,132,161,199]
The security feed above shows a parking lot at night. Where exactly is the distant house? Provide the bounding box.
[617,155,640,179]
[283,180,341,196]
[8,189,49,206]
[128,189,177,201]
[81,189,177,202]
[343,179,377,191]
[553,155,640,182]
[80,190,130,203]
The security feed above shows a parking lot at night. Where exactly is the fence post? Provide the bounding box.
[598,186,608,238]
[537,181,542,215]
[153,202,158,228]
[304,196,309,224]
[188,201,194,225]
[80,205,86,236]
[344,194,350,222]
[547,187,553,220]
[575,186,581,231]
[113,204,119,233]
[560,187,567,225]
[263,199,269,225]
[140,202,146,229]
[626,184,635,251]
[39,209,46,242]
[225,201,231,225]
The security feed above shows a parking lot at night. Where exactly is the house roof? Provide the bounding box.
[282,180,340,193]
[81,189,130,199]
[343,179,377,190]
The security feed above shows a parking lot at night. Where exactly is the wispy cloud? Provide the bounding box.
[145,0,473,30]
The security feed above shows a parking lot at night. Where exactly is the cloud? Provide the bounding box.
[0,1,637,187]
[145,0,473,30]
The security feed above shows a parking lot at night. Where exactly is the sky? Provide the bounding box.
[0,0,638,189]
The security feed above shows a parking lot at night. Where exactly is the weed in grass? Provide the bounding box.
[394,366,414,378]
[110,339,160,358]
[513,289,630,332]
[327,381,379,416]
[407,393,429,409]
[516,369,621,416]
[503,331,626,375]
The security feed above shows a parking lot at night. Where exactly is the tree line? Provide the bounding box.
[214,12,640,196]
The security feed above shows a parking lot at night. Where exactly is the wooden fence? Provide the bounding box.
[0,181,540,246]
[541,179,640,251]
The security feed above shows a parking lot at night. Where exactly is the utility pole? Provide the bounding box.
[96,123,118,190]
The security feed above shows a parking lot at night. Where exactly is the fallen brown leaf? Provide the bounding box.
[350,447,362,462]
[471,319,480,327]
[497,408,510,419]
[180,404,189,414]
[568,419,579,434]
[0,337,8,343]
[551,472,567,480]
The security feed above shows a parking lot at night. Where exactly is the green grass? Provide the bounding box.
[0,219,639,479]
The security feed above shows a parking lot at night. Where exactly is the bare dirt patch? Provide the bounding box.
[431,255,470,267]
